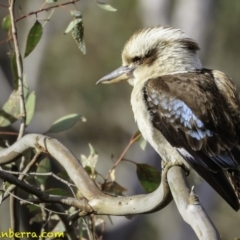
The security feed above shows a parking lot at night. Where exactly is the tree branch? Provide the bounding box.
[0,169,93,213]
[9,0,26,139]
[1,152,40,201]
[168,166,220,240]
[16,0,80,22]
[0,134,171,214]
[0,134,219,239]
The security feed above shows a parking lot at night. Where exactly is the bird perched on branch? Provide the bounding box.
[97,26,240,211]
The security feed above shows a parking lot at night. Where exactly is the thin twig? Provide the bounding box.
[19,155,26,172]
[83,217,94,240]
[9,0,26,140]
[0,3,8,8]
[0,131,18,136]
[42,9,55,27]
[40,204,49,240]
[40,1,47,10]
[0,169,93,213]
[0,39,11,45]
[98,216,105,240]
[1,152,41,201]
[16,0,80,22]
[49,204,78,240]
[28,171,77,197]
[104,132,141,181]
[9,189,19,240]
[8,2,24,236]
[1,168,77,198]
[7,190,69,216]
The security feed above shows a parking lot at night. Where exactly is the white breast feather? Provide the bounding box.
[130,82,183,163]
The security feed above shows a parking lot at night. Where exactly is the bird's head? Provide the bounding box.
[97,26,202,86]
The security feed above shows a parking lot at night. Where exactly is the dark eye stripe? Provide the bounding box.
[132,56,141,62]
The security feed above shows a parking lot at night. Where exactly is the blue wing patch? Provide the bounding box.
[147,93,213,140]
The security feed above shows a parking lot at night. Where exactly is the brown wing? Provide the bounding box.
[143,69,240,210]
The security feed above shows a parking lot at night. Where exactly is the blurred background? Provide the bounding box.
[0,0,240,239]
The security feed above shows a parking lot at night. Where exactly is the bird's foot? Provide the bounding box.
[161,161,190,181]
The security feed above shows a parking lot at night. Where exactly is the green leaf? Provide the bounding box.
[102,181,127,195]
[24,21,43,58]
[2,15,11,32]
[0,90,20,127]
[57,171,70,181]
[10,53,18,89]
[18,4,23,15]
[0,76,30,127]
[35,158,51,185]
[140,139,147,151]
[11,55,27,91]
[27,204,40,212]
[97,2,117,11]
[136,164,161,193]
[47,113,86,133]
[71,18,86,55]
[64,19,82,35]
[47,0,58,3]
[23,76,29,99]
[45,188,69,196]
[84,165,92,176]
[70,10,82,18]
[65,11,86,54]
[25,91,36,125]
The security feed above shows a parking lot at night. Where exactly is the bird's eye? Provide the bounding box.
[132,56,141,63]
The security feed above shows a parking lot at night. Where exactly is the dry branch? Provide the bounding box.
[0,134,220,239]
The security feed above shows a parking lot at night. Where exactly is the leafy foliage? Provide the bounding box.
[47,113,86,133]
[81,144,98,178]
[136,164,161,193]
[102,181,127,195]
[2,15,11,32]
[64,10,86,54]
[11,53,18,88]
[35,158,51,185]
[25,91,36,126]
[97,2,117,11]
[24,21,43,58]
[0,90,21,127]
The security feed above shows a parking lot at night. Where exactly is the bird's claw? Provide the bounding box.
[161,161,190,181]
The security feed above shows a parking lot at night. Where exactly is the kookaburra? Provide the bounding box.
[97,26,240,211]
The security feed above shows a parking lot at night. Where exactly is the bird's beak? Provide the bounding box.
[96,66,136,85]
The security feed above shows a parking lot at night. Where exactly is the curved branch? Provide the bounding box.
[0,134,220,239]
[0,134,171,215]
